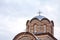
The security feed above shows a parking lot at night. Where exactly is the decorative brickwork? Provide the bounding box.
[13,32,36,40]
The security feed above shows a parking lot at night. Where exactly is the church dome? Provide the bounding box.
[30,15,50,23]
[33,15,46,20]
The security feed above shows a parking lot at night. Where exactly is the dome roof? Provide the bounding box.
[33,15,46,20]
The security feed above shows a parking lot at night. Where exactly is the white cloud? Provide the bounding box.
[0,15,27,40]
[54,27,60,40]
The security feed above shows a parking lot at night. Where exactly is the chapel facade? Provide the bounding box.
[13,14,57,40]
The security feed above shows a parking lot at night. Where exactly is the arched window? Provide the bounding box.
[44,25,46,33]
[34,25,37,34]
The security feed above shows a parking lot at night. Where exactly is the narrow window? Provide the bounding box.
[34,25,37,34]
[44,25,46,33]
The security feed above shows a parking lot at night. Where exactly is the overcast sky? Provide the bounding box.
[0,0,60,40]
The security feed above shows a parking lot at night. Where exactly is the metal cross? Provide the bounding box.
[38,11,41,16]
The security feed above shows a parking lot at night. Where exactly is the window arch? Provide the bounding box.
[34,24,37,34]
[44,25,46,33]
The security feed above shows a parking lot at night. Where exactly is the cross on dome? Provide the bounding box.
[38,11,41,16]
